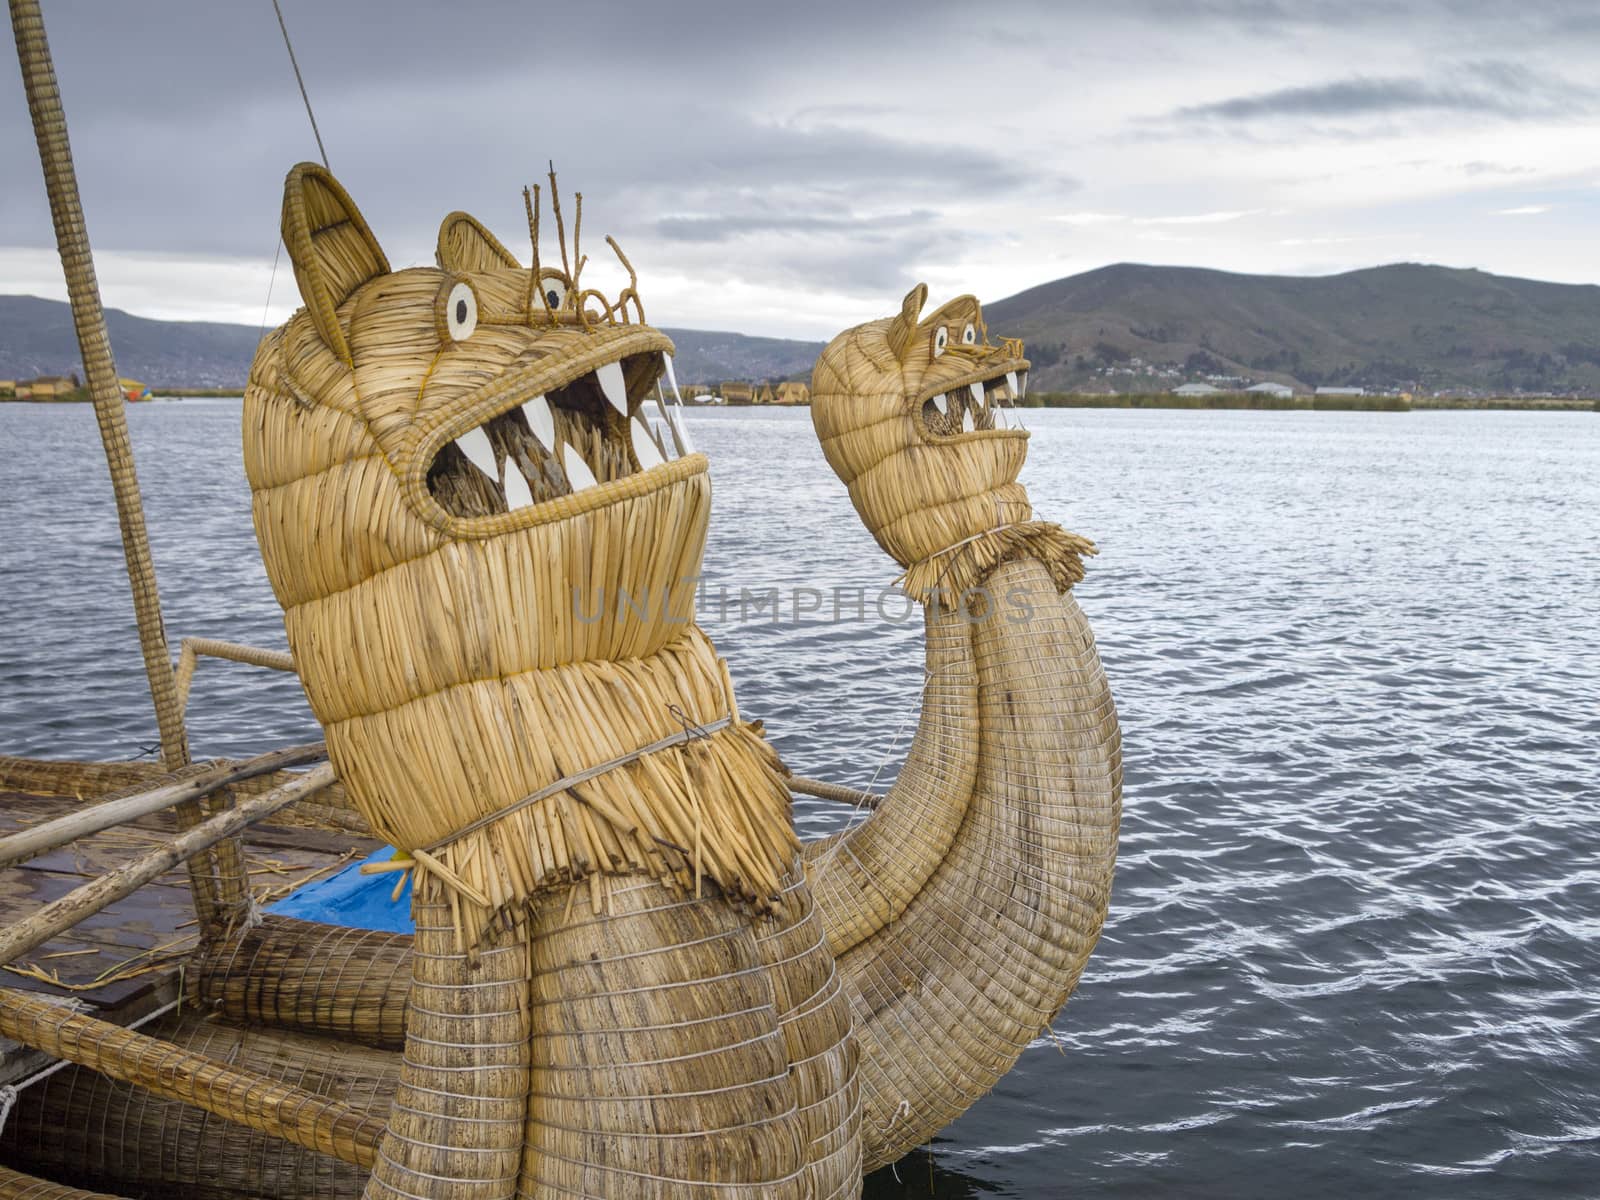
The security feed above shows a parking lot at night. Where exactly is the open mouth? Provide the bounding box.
[920,368,1028,437]
[426,350,682,519]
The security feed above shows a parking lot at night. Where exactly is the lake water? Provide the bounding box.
[1,400,1597,1198]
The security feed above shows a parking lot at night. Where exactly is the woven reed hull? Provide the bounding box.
[356,863,857,1200]
[805,557,1121,1170]
[0,1013,397,1200]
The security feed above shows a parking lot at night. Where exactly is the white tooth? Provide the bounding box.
[1006,370,1019,400]
[597,361,628,414]
[631,417,666,469]
[455,426,499,480]
[663,353,682,401]
[969,382,985,408]
[1018,370,1028,398]
[504,467,535,510]
[521,395,554,448]
[931,393,948,415]
[666,405,695,454]
[962,407,975,433]
[561,442,599,491]
[994,405,1009,428]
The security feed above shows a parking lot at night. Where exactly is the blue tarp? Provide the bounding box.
[268,845,416,933]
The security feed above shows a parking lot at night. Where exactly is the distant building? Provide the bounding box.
[1246,381,1295,397]
[720,381,754,405]
[22,376,76,399]
[753,383,776,405]
[774,381,810,405]
[1316,386,1365,396]
[1173,382,1222,396]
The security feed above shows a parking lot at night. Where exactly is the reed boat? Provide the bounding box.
[0,2,1120,1196]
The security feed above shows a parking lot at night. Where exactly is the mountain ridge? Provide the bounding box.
[0,294,827,390]
[984,262,1600,394]
[5,260,1600,395]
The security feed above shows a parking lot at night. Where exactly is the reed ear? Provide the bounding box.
[885,282,928,362]
[281,162,391,366]
[436,211,522,273]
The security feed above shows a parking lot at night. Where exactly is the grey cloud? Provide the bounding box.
[1169,62,1598,123]
[658,209,942,244]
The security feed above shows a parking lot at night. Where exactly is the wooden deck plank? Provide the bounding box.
[0,789,380,1064]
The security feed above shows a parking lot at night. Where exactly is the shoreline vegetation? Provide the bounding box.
[1,390,1594,413]
[1024,392,1598,412]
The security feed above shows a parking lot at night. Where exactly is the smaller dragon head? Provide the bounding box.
[810,283,1032,571]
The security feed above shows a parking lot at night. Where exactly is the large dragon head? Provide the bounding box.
[810,283,1033,573]
[243,164,727,879]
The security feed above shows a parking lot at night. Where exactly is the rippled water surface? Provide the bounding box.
[2,401,1597,1197]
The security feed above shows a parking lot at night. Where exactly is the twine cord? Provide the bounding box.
[270,0,328,169]
[419,714,733,855]
[0,995,182,1136]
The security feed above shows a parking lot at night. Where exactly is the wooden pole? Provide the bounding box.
[7,0,245,926]
[0,763,335,969]
[790,775,880,810]
[0,741,327,869]
[0,985,381,1169]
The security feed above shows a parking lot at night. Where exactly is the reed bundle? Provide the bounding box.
[362,878,529,1200]
[832,562,1120,1168]
[0,1012,397,1200]
[192,914,412,1048]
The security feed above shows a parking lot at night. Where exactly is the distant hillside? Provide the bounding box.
[0,295,265,388]
[984,263,1600,396]
[0,295,824,390]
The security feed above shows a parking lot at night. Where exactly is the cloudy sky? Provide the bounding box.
[3,0,1599,339]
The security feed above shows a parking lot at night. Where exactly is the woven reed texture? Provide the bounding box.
[192,914,413,1048]
[0,1013,397,1200]
[517,865,857,1199]
[9,0,247,924]
[0,987,384,1169]
[805,295,1121,1170]
[362,879,529,1200]
[0,1165,126,1200]
[244,164,796,941]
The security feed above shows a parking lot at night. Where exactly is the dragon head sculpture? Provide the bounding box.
[244,164,793,935]
[811,283,1090,601]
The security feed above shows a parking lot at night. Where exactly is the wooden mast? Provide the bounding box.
[8,0,243,925]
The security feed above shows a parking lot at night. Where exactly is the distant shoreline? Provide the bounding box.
[4,390,1594,414]
[1027,392,1597,413]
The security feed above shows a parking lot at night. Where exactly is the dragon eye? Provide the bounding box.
[933,326,949,357]
[442,281,477,342]
[540,276,568,310]
[962,323,977,345]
